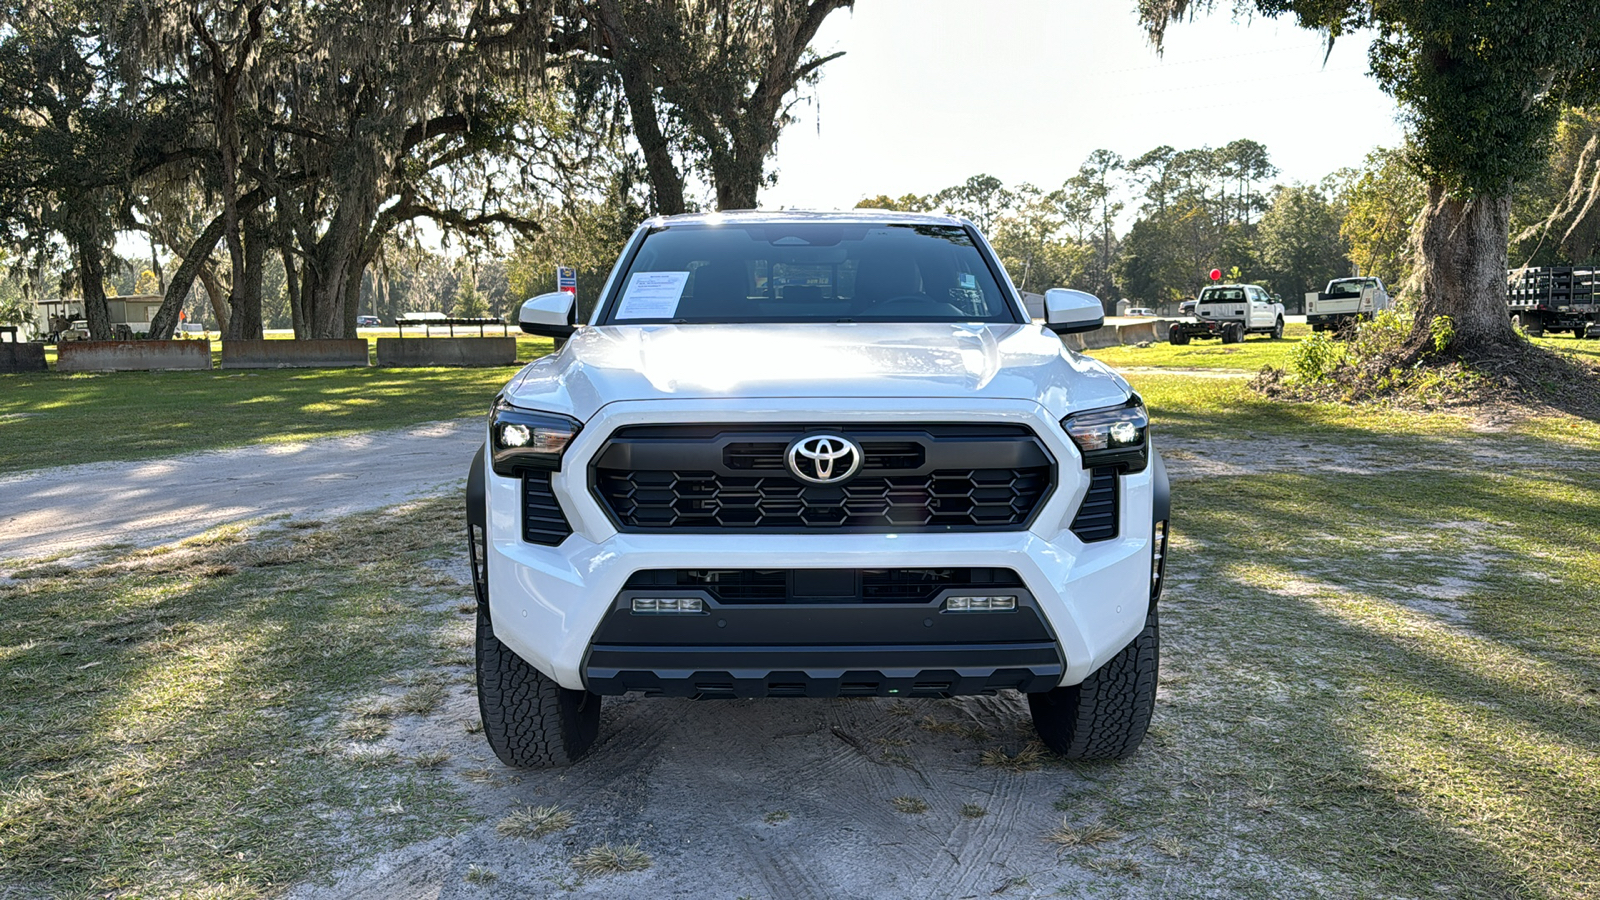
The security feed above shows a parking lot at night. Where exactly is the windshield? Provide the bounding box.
[597,222,1020,325]
[1327,279,1374,297]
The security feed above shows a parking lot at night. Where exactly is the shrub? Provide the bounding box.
[1288,331,1343,383]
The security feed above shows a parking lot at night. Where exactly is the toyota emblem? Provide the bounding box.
[786,434,862,484]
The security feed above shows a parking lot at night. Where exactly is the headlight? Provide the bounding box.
[1062,395,1149,473]
[488,397,581,476]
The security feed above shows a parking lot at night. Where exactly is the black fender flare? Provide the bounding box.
[467,445,489,608]
[1151,448,1170,525]
[467,445,487,528]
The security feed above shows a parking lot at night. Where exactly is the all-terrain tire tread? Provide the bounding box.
[476,605,599,768]
[1029,608,1159,760]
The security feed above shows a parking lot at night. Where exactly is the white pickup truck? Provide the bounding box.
[1169,283,1284,344]
[1306,277,1390,332]
[466,210,1171,767]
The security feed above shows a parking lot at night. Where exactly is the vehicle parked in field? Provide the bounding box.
[356,315,381,327]
[1306,277,1389,332]
[1508,266,1597,339]
[467,210,1170,767]
[1126,307,1155,317]
[1178,298,1197,316]
[1168,283,1284,344]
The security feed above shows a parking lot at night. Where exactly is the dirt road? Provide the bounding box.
[0,419,480,563]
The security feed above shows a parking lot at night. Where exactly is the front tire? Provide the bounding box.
[1029,607,1159,760]
[1272,317,1284,340]
[476,596,601,768]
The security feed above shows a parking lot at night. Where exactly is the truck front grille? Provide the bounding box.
[590,423,1054,533]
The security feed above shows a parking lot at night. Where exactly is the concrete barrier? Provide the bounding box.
[222,339,369,369]
[376,337,518,368]
[1116,321,1160,344]
[57,340,211,373]
[1078,324,1122,350]
[1,342,47,373]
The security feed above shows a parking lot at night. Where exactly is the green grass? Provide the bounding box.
[0,498,476,897]
[0,363,547,475]
[1087,323,1309,371]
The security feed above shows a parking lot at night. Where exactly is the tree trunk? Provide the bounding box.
[76,237,112,340]
[225,210,266,340]
[1409,182,1516,354]
[148,212,229,340]
[590,0,687,216]
[197,266,231,334]
[714,152,763,211]
[283,248,305,339]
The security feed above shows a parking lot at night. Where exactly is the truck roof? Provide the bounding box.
[641,209,972,229]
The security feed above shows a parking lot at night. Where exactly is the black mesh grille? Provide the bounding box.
[596,468,1050,531]
[594,424,1053,533]
[522,473,573,545]
[1069,467,1118,542]
[622,568,1026,605]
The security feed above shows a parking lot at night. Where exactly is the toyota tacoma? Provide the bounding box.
[466,211,1170,767]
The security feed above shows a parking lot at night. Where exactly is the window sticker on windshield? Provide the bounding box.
[616,271,689,319]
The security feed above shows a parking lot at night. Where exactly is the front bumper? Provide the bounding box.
[482,398,1164,693]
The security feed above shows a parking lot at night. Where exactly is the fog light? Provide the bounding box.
[631,597,705,615]
[945,595,1017,612]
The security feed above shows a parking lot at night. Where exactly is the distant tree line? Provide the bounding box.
[856,119,1600,315]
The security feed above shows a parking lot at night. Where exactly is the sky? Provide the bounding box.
[759,0,1408,211]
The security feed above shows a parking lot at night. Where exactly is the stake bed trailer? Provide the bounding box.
[1508,267,1598,339]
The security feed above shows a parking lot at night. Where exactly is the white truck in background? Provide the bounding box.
[1169,283,1284,344]
[1306,277,1390,332]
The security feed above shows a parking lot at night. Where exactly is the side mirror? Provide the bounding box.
[1043,288,1105,335]
[519,291,576,338]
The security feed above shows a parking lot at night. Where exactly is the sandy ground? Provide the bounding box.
[0,419,481,563]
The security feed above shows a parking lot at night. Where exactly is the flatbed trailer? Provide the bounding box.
[1508,266,1597,339]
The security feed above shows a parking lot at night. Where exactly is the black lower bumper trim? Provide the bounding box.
[584,642,1064,698]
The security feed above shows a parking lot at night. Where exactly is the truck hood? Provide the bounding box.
[499,323,1131,422]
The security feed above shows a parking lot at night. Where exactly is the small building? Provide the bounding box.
[36,294,166,339]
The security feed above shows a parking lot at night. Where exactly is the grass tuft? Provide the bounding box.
[396,684,445,716]
[463,864,497,884]
[1083,857,1144,878]
[1045,819,1122,848]
[960,803,987,819]
[496,804,575,839]
[412,750,450,769]
[571,842,651,876]
[891,796,929,815]
[978,743,1043,772]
